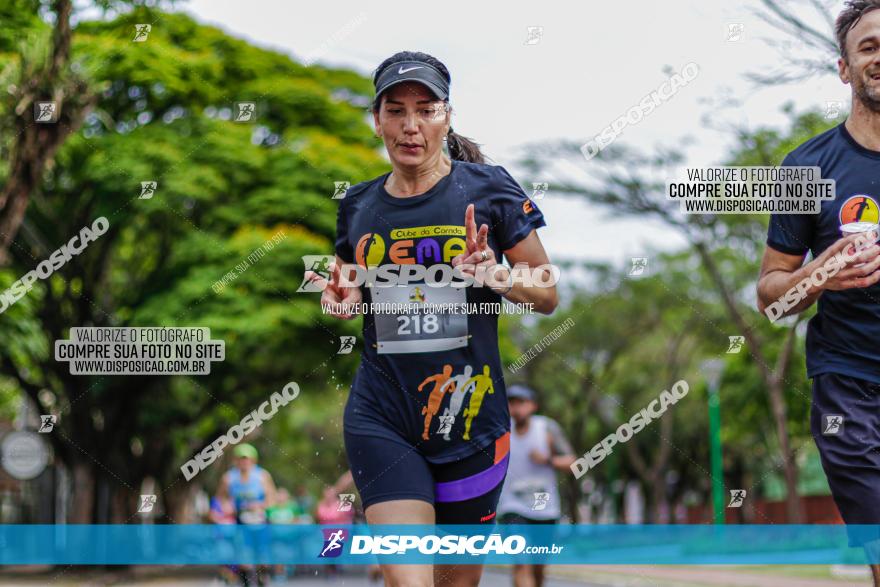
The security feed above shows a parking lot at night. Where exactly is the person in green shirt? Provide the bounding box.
[266,488,298,524]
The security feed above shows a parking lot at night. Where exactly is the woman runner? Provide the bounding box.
[308,50,557,586]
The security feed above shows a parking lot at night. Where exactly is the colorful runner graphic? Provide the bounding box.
[462,365,494,440]
[418,365,455,440]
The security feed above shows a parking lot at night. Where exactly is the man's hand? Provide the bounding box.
[758,231,880,321]
[529,449,550,466]
[305,261,362,319]
[813,233,880,291]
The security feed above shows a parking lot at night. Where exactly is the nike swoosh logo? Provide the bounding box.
[398,65,423,74]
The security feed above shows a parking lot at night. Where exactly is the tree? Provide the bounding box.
[0,8,384,523]
[516,107,835,522]
[0,0,149,264]
[510,251,737,522]
[748,0,839,86]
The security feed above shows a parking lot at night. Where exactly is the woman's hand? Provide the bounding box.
[305,260,362,319]
[451,204,511,293]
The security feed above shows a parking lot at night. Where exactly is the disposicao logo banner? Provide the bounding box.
[2,524,880,565]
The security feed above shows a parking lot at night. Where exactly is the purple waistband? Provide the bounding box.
[434,453,509,503]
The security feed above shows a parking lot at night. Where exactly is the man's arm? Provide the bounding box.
[262,470,278,508]
[757,235,880,320]
[756,247,821,318]
[545,419,577,472]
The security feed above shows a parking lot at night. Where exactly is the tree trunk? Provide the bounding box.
[69,461,94,523]
[0,0,96,265]
[111,483,137,523]
[694,241,803,522]
[650,474,669,523]
[565,475,580,523]
[768,378,802,522]
[165,482,200,524]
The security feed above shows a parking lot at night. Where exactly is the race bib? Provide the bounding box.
[372,284,468,354]
[239,510,267,524]
[512,478,549,499]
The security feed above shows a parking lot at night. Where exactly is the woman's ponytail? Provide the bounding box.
[446,126,487,164]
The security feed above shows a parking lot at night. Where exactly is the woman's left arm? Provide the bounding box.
[496,229,557,314]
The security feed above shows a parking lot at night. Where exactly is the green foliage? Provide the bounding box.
[0,7,386,506]
[0,2,842,521]
[513,105,837,517]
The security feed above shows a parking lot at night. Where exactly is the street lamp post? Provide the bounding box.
[701,359,726,525]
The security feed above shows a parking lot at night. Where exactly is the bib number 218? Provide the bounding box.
[397,314,439,335]
[372,284,468,354]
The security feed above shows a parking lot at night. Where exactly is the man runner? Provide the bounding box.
[216,444,278,586]
[497,384,576,587]
[757,2,880,582]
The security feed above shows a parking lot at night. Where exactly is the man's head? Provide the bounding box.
[837,0,880,111]
[507,384,538,425]
[233,443,258,472]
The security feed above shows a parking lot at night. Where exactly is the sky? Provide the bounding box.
[181,0,849,269]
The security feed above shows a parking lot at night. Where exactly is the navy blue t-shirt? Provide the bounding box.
[767,123,880,384]
[335,160,547,463]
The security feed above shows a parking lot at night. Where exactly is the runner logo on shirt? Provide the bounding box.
[839,194,879,225]
[356,233,386,267]
[419,364,493,441]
